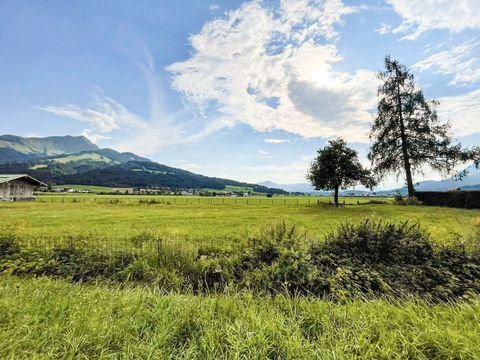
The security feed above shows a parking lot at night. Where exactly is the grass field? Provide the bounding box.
[52,184,133,192]
[1,195,480,359]
[0,276,479,359]
[1,195,479,247]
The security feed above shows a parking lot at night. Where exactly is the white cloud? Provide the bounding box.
[37,52,225,155]
[37,93,148,133]
[80,130,110,144]
[413,40,480,85]
[386,0,480,40]
[243,156,313,183]
[265,138,290,144]
[439,88,480,137]
[167,0,378,143]
[375,22,392,35]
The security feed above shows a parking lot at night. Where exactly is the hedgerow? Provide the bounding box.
[1,220,479,302]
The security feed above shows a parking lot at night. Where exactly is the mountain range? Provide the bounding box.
[0,134,99,162]
[0,135,286,194]
[261,165,480,195]
[2,134,478,194]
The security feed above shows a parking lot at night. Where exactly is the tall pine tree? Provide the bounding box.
[368,56,479,198]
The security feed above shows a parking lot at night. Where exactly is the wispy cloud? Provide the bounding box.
[375,22,392,35]
[167,0,378,143]
[413,40,480,86]
[37,50,227,155]
[439,88,480,137]
[37,92,148,133]
[265,138,290,144]
[384,0,480,40]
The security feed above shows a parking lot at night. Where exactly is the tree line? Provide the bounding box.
[308,56,480,206]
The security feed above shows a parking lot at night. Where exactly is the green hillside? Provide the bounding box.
[52,152,115,164]
[0,134,98,163]
[0,136,286,194]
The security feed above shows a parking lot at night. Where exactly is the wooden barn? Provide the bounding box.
[0,174,46,201]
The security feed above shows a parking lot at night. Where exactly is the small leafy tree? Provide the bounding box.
[307,138,375,206]
[369,56,479,199]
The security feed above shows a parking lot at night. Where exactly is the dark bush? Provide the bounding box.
[313,220,480,300]
[415,191,480,209]
[321,220,433,265]
[0,233,20,258]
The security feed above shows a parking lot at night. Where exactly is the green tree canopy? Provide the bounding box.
[368,55,480,198]
[307,138,375,206]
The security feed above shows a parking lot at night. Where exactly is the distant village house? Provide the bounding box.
[0,174,46,201]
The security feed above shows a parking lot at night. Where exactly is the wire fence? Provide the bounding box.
[35,195,387,206]
[15,231,247,260]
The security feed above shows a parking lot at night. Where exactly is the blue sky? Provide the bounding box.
[1,0,479,187]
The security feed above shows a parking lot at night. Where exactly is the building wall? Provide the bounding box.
[0,179,35,200]
[0,183,9,199]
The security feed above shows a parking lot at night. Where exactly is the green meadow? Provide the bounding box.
[1,195,479,247]
[1,195,480,359]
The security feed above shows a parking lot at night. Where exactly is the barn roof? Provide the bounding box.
[0,174,47,187]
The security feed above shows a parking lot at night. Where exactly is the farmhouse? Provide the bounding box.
[0,174,46,201]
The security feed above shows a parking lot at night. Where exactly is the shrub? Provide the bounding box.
[238,223,318,294]
[415,191,480,209]
[321,220,433,266]
[0,233,20,258]
[1,221,479,301]
[314,220,480,301]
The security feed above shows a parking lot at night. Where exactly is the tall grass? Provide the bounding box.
[2,221,479,301]
[0,276,479,359]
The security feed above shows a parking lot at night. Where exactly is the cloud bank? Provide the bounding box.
[167,0,378,142]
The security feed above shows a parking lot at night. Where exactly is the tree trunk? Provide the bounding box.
[334,186,339,207]
[396,81,415,199]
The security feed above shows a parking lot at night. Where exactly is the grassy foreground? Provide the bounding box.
[0,276,479,359]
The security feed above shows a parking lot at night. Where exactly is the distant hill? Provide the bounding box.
[258,181,319,194]
[0,159,286,193]
[258,181,370,195]
[0,134,98,163]
[382,165,480,194]
[0,134,286,194]
[260,164,480,195]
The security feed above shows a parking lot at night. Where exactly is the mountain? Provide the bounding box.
[0,134,287,194]
[258,181,320,194]
[0,159,286,193]
[384,165,480,194]
[260,164,480,195]
[0,134,98,163]
[416,165,480,191]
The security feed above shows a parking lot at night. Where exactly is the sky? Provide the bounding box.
[1,0,479,188]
